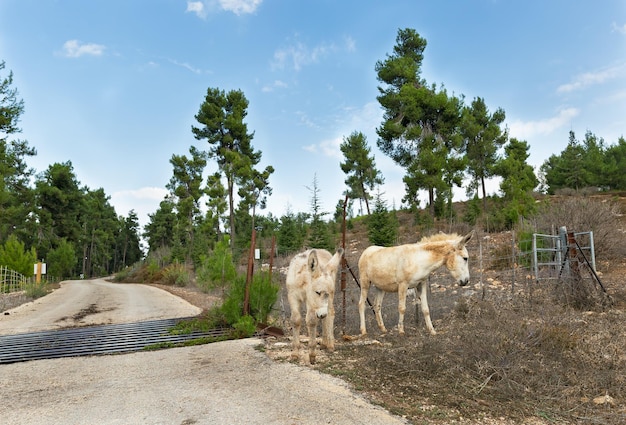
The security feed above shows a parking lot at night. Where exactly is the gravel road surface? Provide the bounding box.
[0,279,408,425]
[0,279,202,335]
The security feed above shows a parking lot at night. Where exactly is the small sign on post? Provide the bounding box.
[34,261,47,284]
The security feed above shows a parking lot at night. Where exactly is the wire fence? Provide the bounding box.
[0,266,59,294]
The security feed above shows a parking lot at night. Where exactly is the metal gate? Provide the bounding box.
[532,226,595,283]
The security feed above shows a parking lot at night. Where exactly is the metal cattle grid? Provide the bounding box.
[0,317,230,364]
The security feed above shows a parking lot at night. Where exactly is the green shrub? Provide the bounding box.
[247,271,280,324]
[144,260,163,282]
[24,282,48,299]
[163,262,190,286]
[195,238,236,295]
[0,235,37,276]
[220,271,279,326]
[232,315,256,338]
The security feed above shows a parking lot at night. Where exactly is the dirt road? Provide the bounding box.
[0,279,202,335]
[0,279,409,425]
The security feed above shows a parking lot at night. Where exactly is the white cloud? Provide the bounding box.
[261,80,288,92]
[344,35,356,52]
[508,108,579,140]
[319,137,343,159]
[110,187,169,227]
[557,63,626,93]
[219,0,262,15]
[186,0,261,18]
[272,38,338,71]
[302,143,317,153]
[186,1,206,18]
[61,40,106,58]
[168,58,203,74]
[612,22,626,34]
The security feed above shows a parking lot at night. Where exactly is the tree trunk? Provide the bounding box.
[428,187,435,217]
[227,176,236,250]
[481,175,488,212]
[361,182,371,215]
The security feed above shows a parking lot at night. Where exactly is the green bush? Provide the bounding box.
[247,271,280,324]
[24,282,48,299]
[219,271,279,326]
[163,262,190,286]
[232,315,256,338]
[0,235,37,276]
[195,238,236,295]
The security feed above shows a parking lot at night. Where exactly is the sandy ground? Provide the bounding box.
[0,279,408,425]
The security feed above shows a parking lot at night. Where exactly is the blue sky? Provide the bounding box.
[1,0,624,228]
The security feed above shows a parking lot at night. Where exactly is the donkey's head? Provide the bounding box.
[445,230,474,287]
[307,247,344,319]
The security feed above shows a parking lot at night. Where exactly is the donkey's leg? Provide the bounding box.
[288,299,302,360]
[397,284,408,335]
[321,292,335,351]
[358,273,370,336]
[373,289,387,333]
[420,281,436,335]
[305,310,318,364]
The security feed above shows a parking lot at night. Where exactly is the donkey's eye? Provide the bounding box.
[315,291,322,296]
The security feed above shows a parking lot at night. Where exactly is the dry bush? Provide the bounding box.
[534,196,626,260]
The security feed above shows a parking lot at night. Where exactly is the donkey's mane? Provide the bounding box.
[418,232,461,244]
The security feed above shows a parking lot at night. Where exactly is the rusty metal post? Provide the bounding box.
[566,231,581,280]
[341,194,348,334]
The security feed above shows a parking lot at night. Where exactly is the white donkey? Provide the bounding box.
[286,247,344,364]
[358,231,474,336]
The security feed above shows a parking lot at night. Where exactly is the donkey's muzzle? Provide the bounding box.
[316,306,328,319]
[459,278,470,287]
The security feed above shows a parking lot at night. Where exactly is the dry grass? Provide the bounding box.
[295,282,625,424]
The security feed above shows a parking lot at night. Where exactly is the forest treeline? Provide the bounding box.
[1,28,624,280]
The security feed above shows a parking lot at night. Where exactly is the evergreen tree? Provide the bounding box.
[494,138,538,227]
[192,87,273,250]
[367,193,398,247]
[205,172,228,238]
[376,28,465,217]
[0,61,37,245]
[35,162,84,257]
[116,210,142,268]
[47,238,76,278]
[144,197,177,254]
[339,131,384,215]
[604,136,626,190]
[80,188,118,277]
[167,146,207,262]
[306,175,334,251]
[461,96,507,212]
[277,206,307,255]
[0,234,37,276]
[197,237,236,297]
[540,130,608,194]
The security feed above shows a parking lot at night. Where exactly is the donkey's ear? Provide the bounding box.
[461,230,474,246]
[308,249,319,272]
[328,247,344,272]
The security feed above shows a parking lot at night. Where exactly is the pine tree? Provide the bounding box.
[367,193,398,247]
[306,175,334,250]
[339,131,384,215]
